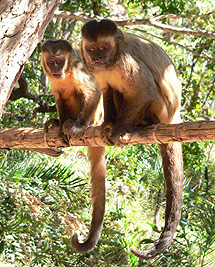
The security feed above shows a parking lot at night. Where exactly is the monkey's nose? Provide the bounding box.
[93,56,102,61]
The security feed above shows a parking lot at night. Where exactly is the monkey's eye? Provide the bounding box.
[56,59,62,64]
[89,48,96,52]
[100,46,107,51]
[48,60,55,65]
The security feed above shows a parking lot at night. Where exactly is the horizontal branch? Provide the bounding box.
[9,74,57,114]
[118,18,215,39]
[53,11,215,39]
[154,10,215,20]
[0,127,66,157]
[0,121,215,156]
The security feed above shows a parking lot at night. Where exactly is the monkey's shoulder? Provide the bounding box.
[72,57,98,89]
[123,32,172,62]
[123,32,160,48]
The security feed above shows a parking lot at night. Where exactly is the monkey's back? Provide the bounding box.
[122,32,182,123]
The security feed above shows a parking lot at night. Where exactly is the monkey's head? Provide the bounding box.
[41,40,74,79]
[81,19,124,71]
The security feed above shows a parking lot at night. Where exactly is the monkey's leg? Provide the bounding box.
[71,146,106,252]
[111,98,152,145]
[131,142,184,259]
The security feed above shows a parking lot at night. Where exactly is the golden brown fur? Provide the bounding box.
[41,39,106,252]
[81,19,184,259]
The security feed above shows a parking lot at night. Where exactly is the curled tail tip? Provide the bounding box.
[130,246,159,259]
[71,232,88,252]
[130,236,173,259]
[71,232,99,253]
[71,233,81,252]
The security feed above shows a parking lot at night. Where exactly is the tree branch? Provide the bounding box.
[53,11,215,39]
[9,73,57,113]
[143,17,215,39]
[154,11,215,20]
[0,121,215,156]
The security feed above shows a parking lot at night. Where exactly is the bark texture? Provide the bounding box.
[0,121,214,155]
[0,0,59,116]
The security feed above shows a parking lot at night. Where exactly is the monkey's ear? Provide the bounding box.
[117,29,124,44]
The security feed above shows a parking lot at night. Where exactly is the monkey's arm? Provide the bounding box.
[65,87,101,140]
[103,87,117,123]
[78,89,101,126]
[56,97,72,125]
[110,65,161,143]
[64,67,102,139]
[111,93,155,143]
[43,97,65,132]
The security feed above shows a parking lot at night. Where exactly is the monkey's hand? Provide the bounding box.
[62,118,75,143]
[44,118,60,133]
[70,123,88,139]
[94,122,116,146]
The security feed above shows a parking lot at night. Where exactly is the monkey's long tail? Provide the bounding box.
[130,142,184,259]
[71,146,106,252]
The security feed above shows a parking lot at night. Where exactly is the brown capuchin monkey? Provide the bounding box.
[41,39,106,252]
[81,19,184,259]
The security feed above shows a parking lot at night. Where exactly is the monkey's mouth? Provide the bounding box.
[52,73,62,79]
[92,61,106,68]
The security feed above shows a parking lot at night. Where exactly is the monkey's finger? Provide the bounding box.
[62,118,75,134]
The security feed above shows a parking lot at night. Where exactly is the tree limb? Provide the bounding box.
[0,121,215,156]
[9,73,57,113]
[143,17,215,39]
[53,10,215,39]
[154,11,215,20]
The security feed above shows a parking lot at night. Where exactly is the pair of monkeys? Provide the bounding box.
[41,19,184,259]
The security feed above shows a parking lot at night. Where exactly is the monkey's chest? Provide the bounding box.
[95,70,126,93]
[54,87,82,117]
[52,79,79,97]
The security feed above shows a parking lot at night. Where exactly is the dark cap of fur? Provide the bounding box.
[82,19,118,41]
[41,40,73,54]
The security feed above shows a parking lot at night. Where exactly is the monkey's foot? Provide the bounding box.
[111,126,133,146]
[119,132,132,144]
[70,124,88,139]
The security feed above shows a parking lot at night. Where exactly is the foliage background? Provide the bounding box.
[0,0,215,266]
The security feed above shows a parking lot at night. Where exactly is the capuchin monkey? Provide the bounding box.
[81,19,184,259]
[41,39,106,252]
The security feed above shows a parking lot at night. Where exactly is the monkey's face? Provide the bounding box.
[81,37,118,71]
[81,19,124,72]
[41,40,74,80]
[42,52,72,80]
[46,55,66,79]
